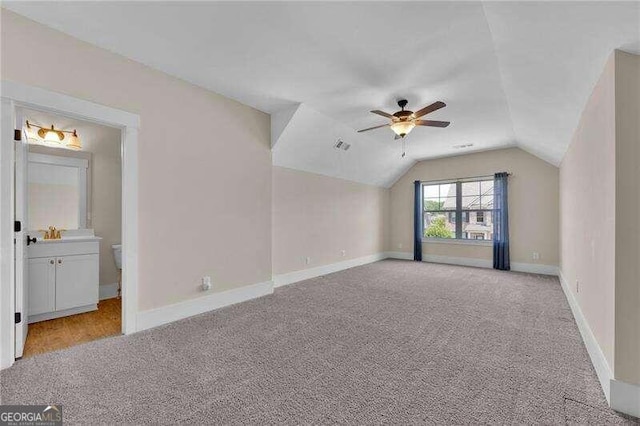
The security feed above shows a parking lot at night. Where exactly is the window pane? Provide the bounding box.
[424,212,455,239]
[423,185,439,199]
[480,195,493,209]
[440,183,456,198]
[462,210,493,239]
[441,197,457,211]
[461,181,480,197]
[480,180,494,195]
[461,196,482,210]
[424,197,444,211]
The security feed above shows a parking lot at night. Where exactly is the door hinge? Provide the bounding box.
[14,129,21,141]
[14,221,21,232]
[15,312,21,324]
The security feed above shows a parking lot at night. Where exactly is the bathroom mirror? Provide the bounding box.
[28,153,89,230]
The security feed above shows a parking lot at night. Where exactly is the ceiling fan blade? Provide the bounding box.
[370,110,394,119]
[415,120,450,128]
[413,101,446,118]
[357,123,389,133]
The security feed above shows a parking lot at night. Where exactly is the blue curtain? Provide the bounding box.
[493,172,510,270]
[414,181,423,261]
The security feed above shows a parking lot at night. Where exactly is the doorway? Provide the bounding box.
[17,109,123,358]
[0,81,140,369]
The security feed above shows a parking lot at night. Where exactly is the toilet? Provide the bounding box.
[112,244,122,297]
[112,244,122,269]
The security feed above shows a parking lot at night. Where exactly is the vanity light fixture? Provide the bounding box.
[26,121,82,150]
[66,130,82,150]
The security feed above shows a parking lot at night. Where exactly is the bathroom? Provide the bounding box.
[20,109,123,357]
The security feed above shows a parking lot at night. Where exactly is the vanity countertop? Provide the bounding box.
[36,236,102,244]
[28,231,101,258]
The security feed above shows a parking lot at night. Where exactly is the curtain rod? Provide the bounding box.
[419,172,511,185]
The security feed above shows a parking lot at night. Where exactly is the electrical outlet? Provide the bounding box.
[532,252,540,261]
[340,250,346,257]
[576,280,580,293]
[305,256,311,265]
[202,276,212,291]
[398,243,403,249]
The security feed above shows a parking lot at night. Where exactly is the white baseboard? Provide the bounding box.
[610,379,640,418]
[136,280,273,332]
[423,254,493,269]
[558,271,613,402]
[385,251,413,260]
[559,271,640,418]
[398,253,559,276]
[99,283,119,300]
[273,253,387,288]
[511,262,559,276]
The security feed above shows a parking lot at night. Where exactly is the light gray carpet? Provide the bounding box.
[1,260,637,424]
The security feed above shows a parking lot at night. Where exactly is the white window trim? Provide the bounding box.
[422,177,494,245]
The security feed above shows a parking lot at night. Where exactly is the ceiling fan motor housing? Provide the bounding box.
[394,100,413,119]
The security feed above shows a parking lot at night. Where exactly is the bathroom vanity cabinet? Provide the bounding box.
[27,237,100,323]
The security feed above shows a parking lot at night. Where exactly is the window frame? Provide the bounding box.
[422,178,494,245]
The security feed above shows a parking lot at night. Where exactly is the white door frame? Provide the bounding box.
[0,80,140,369]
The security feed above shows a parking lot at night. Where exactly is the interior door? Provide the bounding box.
[14,108,29,358]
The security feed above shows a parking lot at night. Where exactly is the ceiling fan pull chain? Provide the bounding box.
[402,138,406,158]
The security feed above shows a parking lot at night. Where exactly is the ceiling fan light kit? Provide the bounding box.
[390,121,416,137]
[358,99,450,139]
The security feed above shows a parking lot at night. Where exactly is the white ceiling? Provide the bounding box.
[5,2,639,187]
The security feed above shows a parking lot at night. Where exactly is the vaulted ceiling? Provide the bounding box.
[5,1,639,187]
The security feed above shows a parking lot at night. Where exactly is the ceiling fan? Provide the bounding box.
[358,99,450,139]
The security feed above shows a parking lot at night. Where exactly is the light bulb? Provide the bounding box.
[66,130,82,150]
[390,121,416,138]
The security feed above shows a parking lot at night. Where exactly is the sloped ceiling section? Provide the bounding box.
[273,104,415,187]
[483,1,640,165]
[4,1,639,187]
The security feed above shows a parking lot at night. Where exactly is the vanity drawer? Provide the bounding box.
[28,240,100,258]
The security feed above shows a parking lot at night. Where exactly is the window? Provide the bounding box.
[423,178,494,241]
[423,182,456,239]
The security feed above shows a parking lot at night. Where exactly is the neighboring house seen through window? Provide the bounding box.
[423,178,494,241]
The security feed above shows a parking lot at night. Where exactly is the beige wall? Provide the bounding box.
[390,147,559,266]
[613,51,640,385]
[560,50,640,386]
[272,167,389,275]
[1,10,272,311]
[85,129,122,289]
[560,53,617,372]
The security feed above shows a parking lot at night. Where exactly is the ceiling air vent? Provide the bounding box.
[453,143,474,149]
[334,139,351,151]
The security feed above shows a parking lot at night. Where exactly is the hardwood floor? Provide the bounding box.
[22,298,121,358]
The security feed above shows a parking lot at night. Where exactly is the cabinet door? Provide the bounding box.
[28,258,56,316]
[55,254,99,311]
